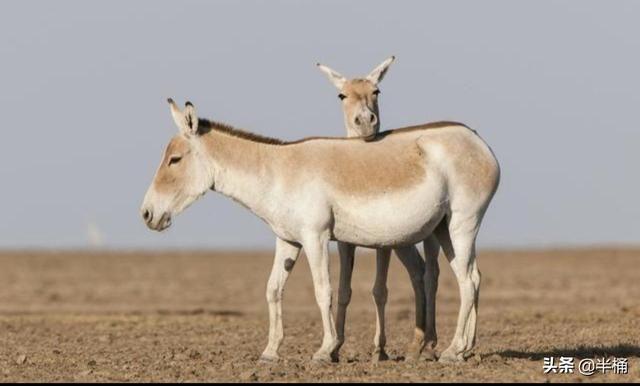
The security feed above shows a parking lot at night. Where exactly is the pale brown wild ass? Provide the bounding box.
[141,99,499,363]
[317,56,434,361]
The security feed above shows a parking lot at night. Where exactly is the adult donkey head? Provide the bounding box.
[317,56,395,140]
[141,99,213,231]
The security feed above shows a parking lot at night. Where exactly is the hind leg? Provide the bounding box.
[422,234,440,361]
[437,215,482,363]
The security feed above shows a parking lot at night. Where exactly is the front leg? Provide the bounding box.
[334,241,355,362]
[260,237,301,362]
[303,232,338,363]
[394,245,426,362]
[371,248,391,362]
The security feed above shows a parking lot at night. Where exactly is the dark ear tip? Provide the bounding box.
[167,98,174,104]
[185,101,193,107]
[391,55,396,60]
[316,62,321,66]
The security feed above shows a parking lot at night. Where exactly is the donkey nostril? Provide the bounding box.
[143,209,151,222]
[370,114,377,123]
[354,117,361,126]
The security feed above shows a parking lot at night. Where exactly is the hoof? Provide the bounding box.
[438,349,464,364]
[404,341,425,363]
[311,352,335,365]
[258,353,279,364]
[330,341,343,363]
[371,349,389,363]
[404,350,421,363]
[423,347,438,362]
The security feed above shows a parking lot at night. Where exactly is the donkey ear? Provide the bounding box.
[167,98,199,136]
[317,63,347,90]
[168,98,184,131]
[366,56,395,85]
[183,101,199,135]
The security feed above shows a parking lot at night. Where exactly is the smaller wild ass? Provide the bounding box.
[141,98,499,363]
[317,56,433,361]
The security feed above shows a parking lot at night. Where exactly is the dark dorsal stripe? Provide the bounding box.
[198,118,468,146]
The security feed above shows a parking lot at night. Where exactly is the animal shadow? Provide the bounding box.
[155,308,244,317]
[489,344,640,360]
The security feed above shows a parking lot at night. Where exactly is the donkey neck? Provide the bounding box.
[201,128,280,222]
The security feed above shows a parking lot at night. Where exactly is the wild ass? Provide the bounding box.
[317,56,434,361]
[141,99,500,363]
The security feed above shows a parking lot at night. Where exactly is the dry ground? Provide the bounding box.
[0,248,639,382]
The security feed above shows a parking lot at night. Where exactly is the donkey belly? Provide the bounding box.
[331,184,447,248]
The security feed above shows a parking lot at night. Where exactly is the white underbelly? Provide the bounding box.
[331,183,447,247]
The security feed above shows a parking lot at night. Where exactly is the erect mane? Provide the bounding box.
[197,118,287,145]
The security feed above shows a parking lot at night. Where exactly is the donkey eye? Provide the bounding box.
[168,156,182,166]
[338,93,347,100]
[373,89,381,96]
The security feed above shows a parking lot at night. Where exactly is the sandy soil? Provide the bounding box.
[0,248,639,382]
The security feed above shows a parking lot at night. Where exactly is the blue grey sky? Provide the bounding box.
[0,1,638,249]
